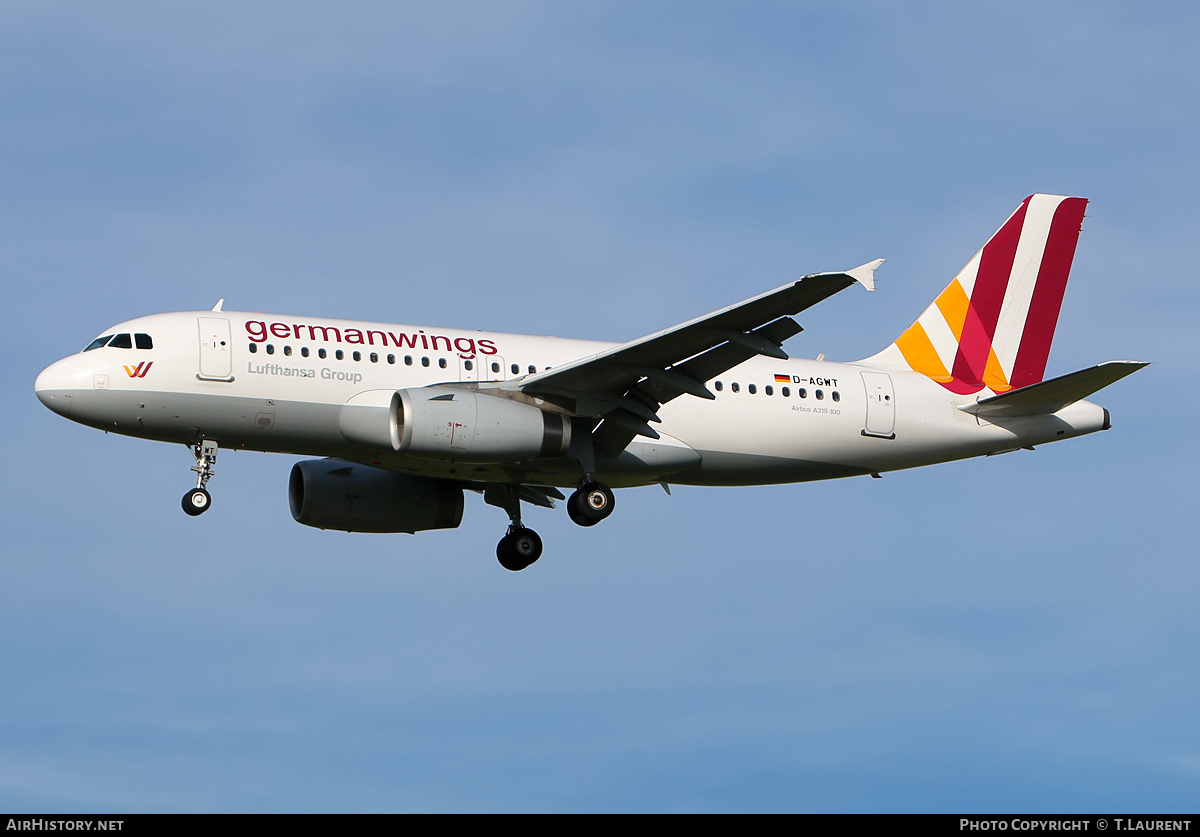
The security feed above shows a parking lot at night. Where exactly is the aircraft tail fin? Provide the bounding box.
[865,194,1088,395]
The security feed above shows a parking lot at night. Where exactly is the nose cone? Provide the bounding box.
[35,358,76,417]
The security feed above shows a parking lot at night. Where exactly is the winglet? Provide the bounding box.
[845,259,883,292]
[212,299,225,312]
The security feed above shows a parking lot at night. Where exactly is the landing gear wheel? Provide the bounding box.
[184,440,218,517]
[497,528,543,571]
[566,500,597,527]
[182,487,211,516]
[568,482,615,526]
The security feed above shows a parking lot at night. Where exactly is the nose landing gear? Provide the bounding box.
[182,487,211,515]
[182,440,218,516]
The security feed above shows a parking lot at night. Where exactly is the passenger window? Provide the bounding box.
[782,387,790,397]
[301,347,309,357]
[439,358,447,369]
[284,345,292,356]
[266,344,275,355]
[464,360,474,371]
[748,384,757,394]
[798,388,807,398]
[731,382,740,393]
[318,348,327,359]
[335,350,344,360]
[815,389,824,400]
[387,354,395,364]
[715,381,723,392]
[528,365,536,374]
[134,333,153,349]
[421,357,430,367]
[109,333,132,349]
[491,362,500,373]
[832,391,840,402]
[765,385,773,396]
[248,343,258,354]
[352,351,361,362]
[370,352,378,363]
[404,355,413,366]
[511,363,519,374]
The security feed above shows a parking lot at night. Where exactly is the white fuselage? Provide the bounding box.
[35,309,1110,489]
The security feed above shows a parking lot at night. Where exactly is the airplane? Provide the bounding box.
[35,194,1146,571]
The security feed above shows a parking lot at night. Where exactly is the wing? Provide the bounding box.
[494,260,882,456]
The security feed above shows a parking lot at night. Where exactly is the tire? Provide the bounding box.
[497,528,542,571]
[566,499,598,527]
[182,487,211,516]
[570,483,615,524]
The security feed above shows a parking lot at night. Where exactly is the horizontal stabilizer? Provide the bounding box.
[960,361,1148,418]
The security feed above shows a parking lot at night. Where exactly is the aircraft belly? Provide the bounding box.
[52,388,355,455]
[650,369,1037,483]
[57,385,703,487]
[670,450,871,486]
[599,435,702,475]
[654,390,866,484]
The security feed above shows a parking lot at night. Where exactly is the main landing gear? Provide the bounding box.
[182,440,218,517]
[488,484,543,572]
[497,527,543,572]
[567,480,615,527]
[486,476,615,572]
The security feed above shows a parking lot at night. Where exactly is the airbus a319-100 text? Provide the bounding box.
[35,195,1145,570]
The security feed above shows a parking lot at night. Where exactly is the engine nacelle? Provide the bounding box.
[397,387,572,462]
[289,458,464,533]
[340,386,571,463]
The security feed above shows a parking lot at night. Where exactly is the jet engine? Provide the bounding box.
[339,386,571,463]
[288,458,464,533]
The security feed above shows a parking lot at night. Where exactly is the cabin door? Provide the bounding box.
[198,317,233,381]
[861,372,895,438]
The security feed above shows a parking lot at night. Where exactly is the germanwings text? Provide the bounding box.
[245,320,498,360]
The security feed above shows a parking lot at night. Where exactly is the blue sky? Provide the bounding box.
[2,1,1197,812]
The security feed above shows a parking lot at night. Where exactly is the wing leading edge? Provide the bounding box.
[497,260,882,455]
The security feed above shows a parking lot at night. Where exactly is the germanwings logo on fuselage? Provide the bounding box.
[244,320,500,360]
[124,361,153,378]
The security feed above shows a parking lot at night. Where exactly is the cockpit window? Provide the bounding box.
[109,333,133,349]
[83,335,113,352]
[135,333,153,349]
